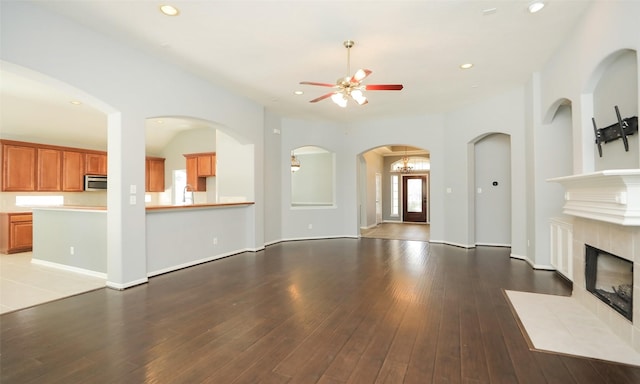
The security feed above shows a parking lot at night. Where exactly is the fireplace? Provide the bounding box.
[549,170,640,354]
[585,244,633,321]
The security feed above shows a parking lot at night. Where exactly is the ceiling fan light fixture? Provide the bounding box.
[351,89,367,105]
[331,93,348,108]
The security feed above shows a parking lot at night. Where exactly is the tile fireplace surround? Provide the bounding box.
[549,170,640,353]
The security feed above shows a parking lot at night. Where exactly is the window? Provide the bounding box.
[391,175,399,216]
[390,157,430,172]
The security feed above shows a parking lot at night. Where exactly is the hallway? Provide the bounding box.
[360,222,430,242]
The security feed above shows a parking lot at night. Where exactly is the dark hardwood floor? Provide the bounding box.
[2,238,640,383]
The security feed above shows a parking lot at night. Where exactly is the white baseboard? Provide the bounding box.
[107,278,148,290]
[31,258,107,280]
[147,248,255,277]
[476,242,511,248]
[429,239,475,248]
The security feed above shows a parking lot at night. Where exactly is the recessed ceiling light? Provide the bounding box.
[460,63,474,70]
[159,5,180,16]
[70,100,82,105]
[482,8,497,16]
[528,1,545,13]
[155,119,164,124]
[294,90,304,95]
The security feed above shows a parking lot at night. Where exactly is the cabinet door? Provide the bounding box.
[85,153,107,175]
[197,154,216,177]
[2,144,36,191]
[185,156,206,191]
[63,151,85,191]
[37,148,62,191]
[11,221,33,251]
[146,158,165,192]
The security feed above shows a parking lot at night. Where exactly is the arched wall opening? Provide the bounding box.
[357,144,431,237]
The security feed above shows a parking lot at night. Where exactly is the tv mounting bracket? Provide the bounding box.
[592,105,638,157]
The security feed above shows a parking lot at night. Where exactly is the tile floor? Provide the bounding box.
[360,222,430,242]
[506,290,640,367]
[0,252,105,314]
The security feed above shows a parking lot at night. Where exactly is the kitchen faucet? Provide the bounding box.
[183,184,194,204]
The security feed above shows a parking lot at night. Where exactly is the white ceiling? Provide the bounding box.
[1,0,593,152]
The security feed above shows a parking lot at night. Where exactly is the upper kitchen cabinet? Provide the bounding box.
[63,150,85,192]
[184,152,216,191]
[146,157,165,192]
[37,147,62,191]
[85,152,107,175]
[1,141,36,191]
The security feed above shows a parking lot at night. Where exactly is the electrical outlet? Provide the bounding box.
[308,224,313,230]
[213,237,218,245]
[70,246,75,255]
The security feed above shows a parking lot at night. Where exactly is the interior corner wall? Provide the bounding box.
[263,111,282,244]
[362,151,383,228]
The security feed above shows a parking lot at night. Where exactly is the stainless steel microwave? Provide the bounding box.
[84,175,107,191]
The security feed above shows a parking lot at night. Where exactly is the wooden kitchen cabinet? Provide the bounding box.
[1,143,37,191]
[146,157,165,192]
[85,152,107,175]
[0,213,33,254]
[197,153,216,176]
[63,151,85,191]
[37,148,62,191]
[184,152,215,191]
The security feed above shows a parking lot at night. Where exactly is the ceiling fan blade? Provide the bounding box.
[300,81,336,87]
[309,92,336,103]
[352,69,372,82]
[364,84,404,91]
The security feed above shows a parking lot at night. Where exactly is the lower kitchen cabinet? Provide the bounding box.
[0,212,33,254]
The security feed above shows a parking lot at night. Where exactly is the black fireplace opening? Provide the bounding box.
[585,244,633,321]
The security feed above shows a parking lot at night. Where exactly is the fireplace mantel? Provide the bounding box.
[548,169,640,226]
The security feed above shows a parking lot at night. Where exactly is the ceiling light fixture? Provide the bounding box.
[398,147,413,174]
[460,63,474,70]
[69,100,82,105]
[300,40,403,107]
[528,1,545,13]
[294,90,303,95]
[290,152,301,173]
[159,4,180,16]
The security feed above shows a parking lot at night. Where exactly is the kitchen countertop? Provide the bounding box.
[8,202,254,214]
[145,202,254,212]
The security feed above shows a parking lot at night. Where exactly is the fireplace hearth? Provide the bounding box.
[585,244,634,321]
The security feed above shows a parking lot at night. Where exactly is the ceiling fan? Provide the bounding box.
[300,40,403,107]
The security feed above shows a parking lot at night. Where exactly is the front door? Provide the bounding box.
[403,175,427,222]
